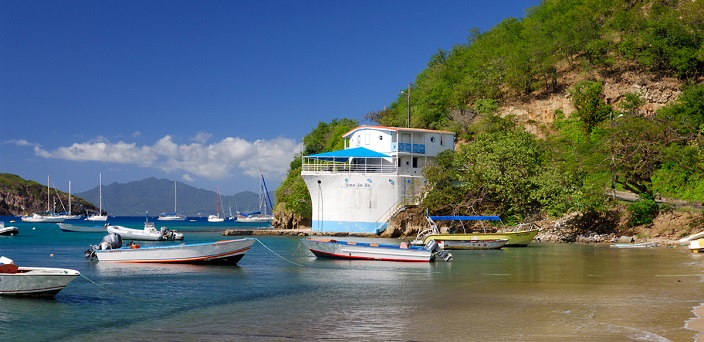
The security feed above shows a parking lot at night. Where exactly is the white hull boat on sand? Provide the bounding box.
[0,256,80,297]
[301,238,452,262]
[610,242,658,249]
[86,233,254,265]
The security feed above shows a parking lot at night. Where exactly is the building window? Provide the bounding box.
[412,157,418,168]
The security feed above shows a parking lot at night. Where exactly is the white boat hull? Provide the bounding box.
[21,214,64,223]
[157,216,186,221]
[437,238,508,250]
[236,216,272,224]
[86,215,108,222]
[106,225,183,241]
[0,222,19,235]
[207,215,225,223]
[0,267,80,296]
[301,238,432,262]
[94,238,255,264]
[58,223,107,233]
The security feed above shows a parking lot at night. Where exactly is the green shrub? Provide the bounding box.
[628,197,659,226]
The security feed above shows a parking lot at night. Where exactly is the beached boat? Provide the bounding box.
[21,176,65,223]
[85,233,254,264]
[412,216,540,248]
[0,256,80,296]
[158,181,187,221]
[678,231,704,244]
[106,222,183,241]
[301,238,452,262]
[58,222,107,233]
[0,222,19,235]
[688,239,704,253]
[610,242,658,249]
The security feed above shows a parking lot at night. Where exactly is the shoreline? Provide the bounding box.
[687,304,704,341]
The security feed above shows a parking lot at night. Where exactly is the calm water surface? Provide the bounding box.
[1,217,703,341]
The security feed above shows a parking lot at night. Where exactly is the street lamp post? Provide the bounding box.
[400,82,412,128]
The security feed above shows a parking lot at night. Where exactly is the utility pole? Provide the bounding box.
[406,81,411,128]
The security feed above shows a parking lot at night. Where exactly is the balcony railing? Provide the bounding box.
[301,161,398,174]
[393,143,425,154]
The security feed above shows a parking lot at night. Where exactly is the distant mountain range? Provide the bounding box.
[74,177,275,217]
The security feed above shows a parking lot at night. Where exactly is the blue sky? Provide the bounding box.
[0,0,540,195]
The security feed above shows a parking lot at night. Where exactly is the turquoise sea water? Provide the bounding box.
[1,216,704,341]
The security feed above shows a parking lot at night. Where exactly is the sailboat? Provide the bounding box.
[237,172,274,224]
[158,181,186,221]
[86,173,108,221]
[21,176,65,223]
[60,181,83,220]
[208,186,225,222]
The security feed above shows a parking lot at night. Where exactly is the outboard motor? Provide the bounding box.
[101,233,122,249]
[85,233,122,260]
[424,240,439,252]
[437,250,453,262]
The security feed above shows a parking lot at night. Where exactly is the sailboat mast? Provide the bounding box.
[69,180,72,214]
[99,173,103,214]
[47,175,50,212]
[174,181,177,212]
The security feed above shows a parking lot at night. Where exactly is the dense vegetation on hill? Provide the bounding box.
[0,173,97,216]
[274,0,704,230]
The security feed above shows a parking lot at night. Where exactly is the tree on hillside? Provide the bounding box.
[275,118,359,224]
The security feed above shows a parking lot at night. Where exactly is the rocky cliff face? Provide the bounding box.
[0,178,97,216]
[502,63,684,136]
[272,203,310,229]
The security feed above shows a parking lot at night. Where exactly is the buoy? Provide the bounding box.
[32,227,36,230]
[50,254,54,257]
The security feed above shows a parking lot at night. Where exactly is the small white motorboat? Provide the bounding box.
[106,222,184,241]
[86,233,255,265]
[301,238,452,262]
[0,221,19,235]
[58,222,107,233]
[610,242,658,249]
[0,256,80,297]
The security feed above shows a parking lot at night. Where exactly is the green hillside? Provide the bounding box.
[275,0,704,229]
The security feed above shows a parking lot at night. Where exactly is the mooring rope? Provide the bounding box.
[79,273,159,302]
[253,238,306,267]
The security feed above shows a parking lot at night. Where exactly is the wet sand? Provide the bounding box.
[687,304,704,341]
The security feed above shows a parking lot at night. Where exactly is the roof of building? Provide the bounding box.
[342,125,455,138]
[305,147,390,162]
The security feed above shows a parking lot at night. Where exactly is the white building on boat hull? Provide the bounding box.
[301,126,455,234]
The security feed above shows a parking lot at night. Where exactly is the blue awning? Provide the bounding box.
[306,147,390,162]
[429,215,502,221]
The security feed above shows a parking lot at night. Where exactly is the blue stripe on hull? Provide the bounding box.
[311,220,388,234]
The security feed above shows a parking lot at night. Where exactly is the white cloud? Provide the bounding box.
[3,139,37,147]
[191,132,212,144]
[32,134,304,182]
